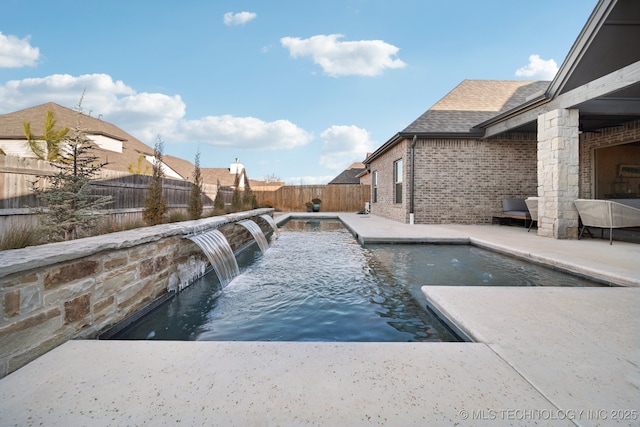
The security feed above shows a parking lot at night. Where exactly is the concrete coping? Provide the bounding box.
[0,208,274,279]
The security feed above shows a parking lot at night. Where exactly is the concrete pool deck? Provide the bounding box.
[0,213,638,426]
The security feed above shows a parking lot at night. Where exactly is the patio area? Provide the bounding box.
[0,213,638,426]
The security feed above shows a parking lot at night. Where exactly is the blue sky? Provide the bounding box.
[0,0,598,184]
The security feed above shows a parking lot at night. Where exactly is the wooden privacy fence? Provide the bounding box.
[254,184,371,212]
[0,156,217,210]
[0,156,219,233]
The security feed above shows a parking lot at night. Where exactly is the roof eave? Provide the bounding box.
[364,133,403,164]
[365,130,485,164]
[546,0,614,98]
[398,130,485,139]
[86,131,127,142]
[475,94,549,132]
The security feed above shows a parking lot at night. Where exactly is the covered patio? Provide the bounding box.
[478,0,640,240]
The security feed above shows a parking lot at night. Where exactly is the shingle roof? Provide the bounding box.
[0,102,258,186]
[200,168,241,187]
[328,168,366,185]
[0,102,158,175]
[328,162,366,184]
[403,80,550,134]
[164,155,197,181]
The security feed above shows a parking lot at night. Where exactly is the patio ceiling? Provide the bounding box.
[562,0,640,132]
[482,0,640,136]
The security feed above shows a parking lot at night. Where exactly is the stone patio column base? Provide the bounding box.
[537,108,580,239]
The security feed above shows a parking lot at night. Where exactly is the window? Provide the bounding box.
[394,160,403,204]
[372,171,378,203]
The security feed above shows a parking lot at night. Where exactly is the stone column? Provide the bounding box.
[537,108,580,239]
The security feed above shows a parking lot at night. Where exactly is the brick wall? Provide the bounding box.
[369,134,537,224]
[0,210,274,378]
[369,140,409,222]
[579,119,640,199]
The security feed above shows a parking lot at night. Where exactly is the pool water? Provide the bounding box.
[112,220,460,342]
[111,219,603,342]
[365,242,604,307]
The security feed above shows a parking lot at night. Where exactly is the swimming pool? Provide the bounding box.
[365,240,603,308]
[110,219,603,342]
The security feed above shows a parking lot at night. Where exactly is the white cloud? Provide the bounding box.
[280,34,406,77]
[0,32,40,68]
[515,54,558,80]
[0,73,185,140]
[319,125,375,170]
[107,93,186,142]
[0,72,312,153]
[223,11,257,26]
[176,115,312,150]
[0,73,134,112]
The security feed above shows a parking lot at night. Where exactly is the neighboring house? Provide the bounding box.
[328,162,367,185]
[356,169,371,187]
[365,0,640,240]
[201,162,249,189]
[0,102,255,188]
[0,102,183,178]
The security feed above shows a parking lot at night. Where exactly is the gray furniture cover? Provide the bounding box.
[501,198,531,220]
[574,199,640,244]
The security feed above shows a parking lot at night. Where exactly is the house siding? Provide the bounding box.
[370,134,537,224]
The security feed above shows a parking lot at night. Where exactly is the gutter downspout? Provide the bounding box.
[409,135,417,225]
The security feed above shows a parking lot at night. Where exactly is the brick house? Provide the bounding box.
[365,0,640,239]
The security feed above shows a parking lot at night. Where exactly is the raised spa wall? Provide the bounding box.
[0,208,275,379]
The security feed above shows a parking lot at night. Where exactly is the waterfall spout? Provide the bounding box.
[260,214,280,239]
[188,229,239,287]
[237,219,269,253]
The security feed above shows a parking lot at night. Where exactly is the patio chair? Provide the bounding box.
[574,199,640,244]
[498,198,532,227]
[524,197,539,232]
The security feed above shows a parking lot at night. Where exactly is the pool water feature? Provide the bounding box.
[112,219,461,342]
[259,213,280,238]
[237,219,269,253]
[187,229,239,287]
[112,219,604,342]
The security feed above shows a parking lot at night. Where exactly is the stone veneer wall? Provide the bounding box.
[537,109,580,239]
[370,134,537,224]
[579,119,640,199]
[0,208,275,379]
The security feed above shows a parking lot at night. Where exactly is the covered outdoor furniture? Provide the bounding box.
[524,197,539,232]
[574,199,640,245]
[493,198,532,227]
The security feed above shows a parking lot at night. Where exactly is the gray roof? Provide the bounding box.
[328,168,366,185]
[402,80,550,134]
